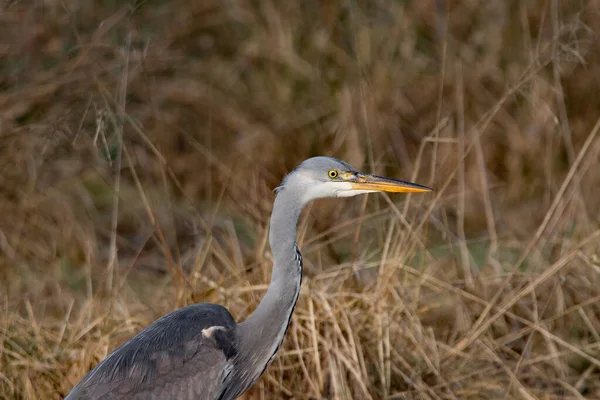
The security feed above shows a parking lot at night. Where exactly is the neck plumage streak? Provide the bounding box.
[266,244,302,367]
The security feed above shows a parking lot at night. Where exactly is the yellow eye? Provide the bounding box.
[328,170,338,179]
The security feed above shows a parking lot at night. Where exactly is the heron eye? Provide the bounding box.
[328,170,338,179]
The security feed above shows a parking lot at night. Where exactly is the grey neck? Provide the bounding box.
[237,186,304,379]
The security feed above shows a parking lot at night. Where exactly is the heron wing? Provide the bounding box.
[66,303,238,400]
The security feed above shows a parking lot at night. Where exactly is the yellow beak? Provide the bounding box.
[348,173,433,193]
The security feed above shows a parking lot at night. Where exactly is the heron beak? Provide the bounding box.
[348,173,433,193]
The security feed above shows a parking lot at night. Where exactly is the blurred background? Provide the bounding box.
[2,1,600,399]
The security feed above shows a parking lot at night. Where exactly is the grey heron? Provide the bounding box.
[65,156,432,400]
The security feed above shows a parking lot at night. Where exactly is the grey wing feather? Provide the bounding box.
[65,303,238,400]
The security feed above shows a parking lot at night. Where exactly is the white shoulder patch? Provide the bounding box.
[202,326,226,339]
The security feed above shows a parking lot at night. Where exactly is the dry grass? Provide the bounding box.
[2,0,600,399]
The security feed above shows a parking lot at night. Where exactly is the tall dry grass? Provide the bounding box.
[1,0,600,399]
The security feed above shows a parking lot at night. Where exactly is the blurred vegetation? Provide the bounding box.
[1,0,600,399]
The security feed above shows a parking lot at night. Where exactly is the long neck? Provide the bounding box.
[238,187,304,372]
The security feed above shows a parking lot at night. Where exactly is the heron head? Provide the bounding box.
[280,156,432,204]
